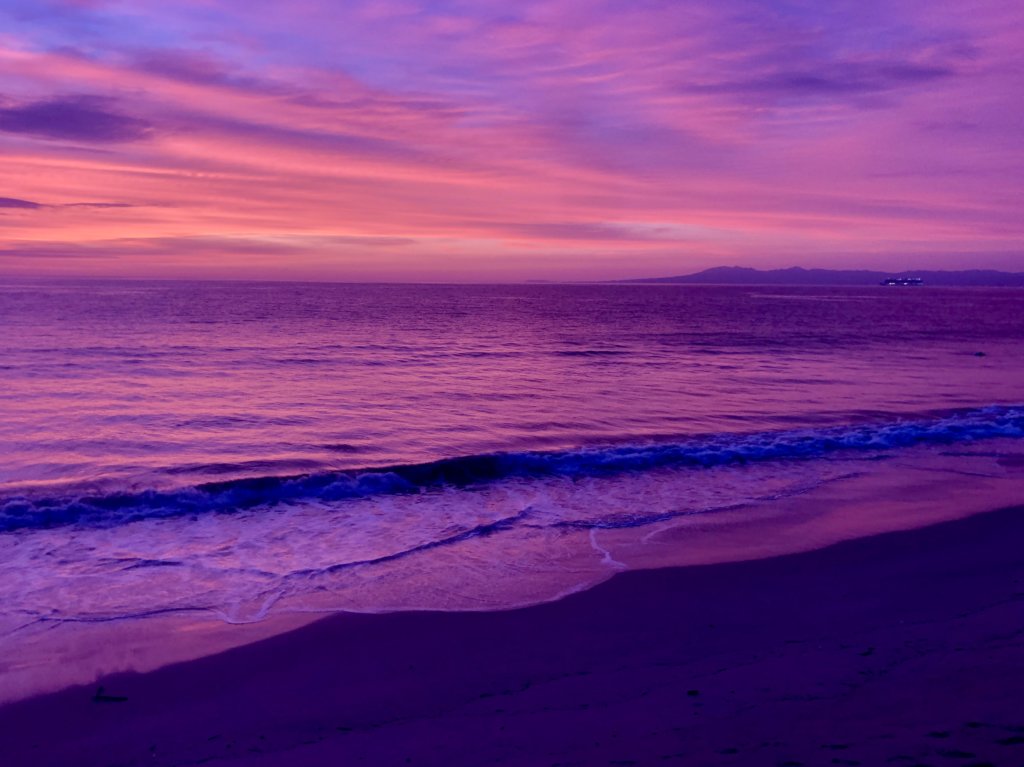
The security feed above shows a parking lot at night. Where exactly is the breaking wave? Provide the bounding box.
[2,405,1022,533]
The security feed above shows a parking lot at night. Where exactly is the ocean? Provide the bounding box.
[2,281,1024,647]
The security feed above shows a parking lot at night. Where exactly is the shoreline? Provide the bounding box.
[3,504,1023,766]
[3,441,1022,706]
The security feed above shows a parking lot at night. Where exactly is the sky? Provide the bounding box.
[0,0,1022,282]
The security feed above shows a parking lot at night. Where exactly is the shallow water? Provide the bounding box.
[2,281,1024,639]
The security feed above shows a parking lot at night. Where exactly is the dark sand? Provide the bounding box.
[2,506,1023,767]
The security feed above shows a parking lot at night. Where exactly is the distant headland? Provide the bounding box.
[617,266,1024,287]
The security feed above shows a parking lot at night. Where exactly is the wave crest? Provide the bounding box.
[2,405,1022,533]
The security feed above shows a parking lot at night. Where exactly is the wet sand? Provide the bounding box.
[2,505,1023,767]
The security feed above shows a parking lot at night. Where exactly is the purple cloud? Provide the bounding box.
[0,197,42,209]
[128,48,295,97]
[0,95,152,142]
[132,49,234,86]
[693,61,955,98]
[0,197,135,210]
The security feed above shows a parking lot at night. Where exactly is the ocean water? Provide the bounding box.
[2,281,1024,642]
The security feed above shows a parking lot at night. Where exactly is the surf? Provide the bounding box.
[3,404,1022,533]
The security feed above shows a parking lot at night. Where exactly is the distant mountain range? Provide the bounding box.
[621,266,1024,286]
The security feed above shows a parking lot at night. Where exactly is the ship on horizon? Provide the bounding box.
[880,276,923,286]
